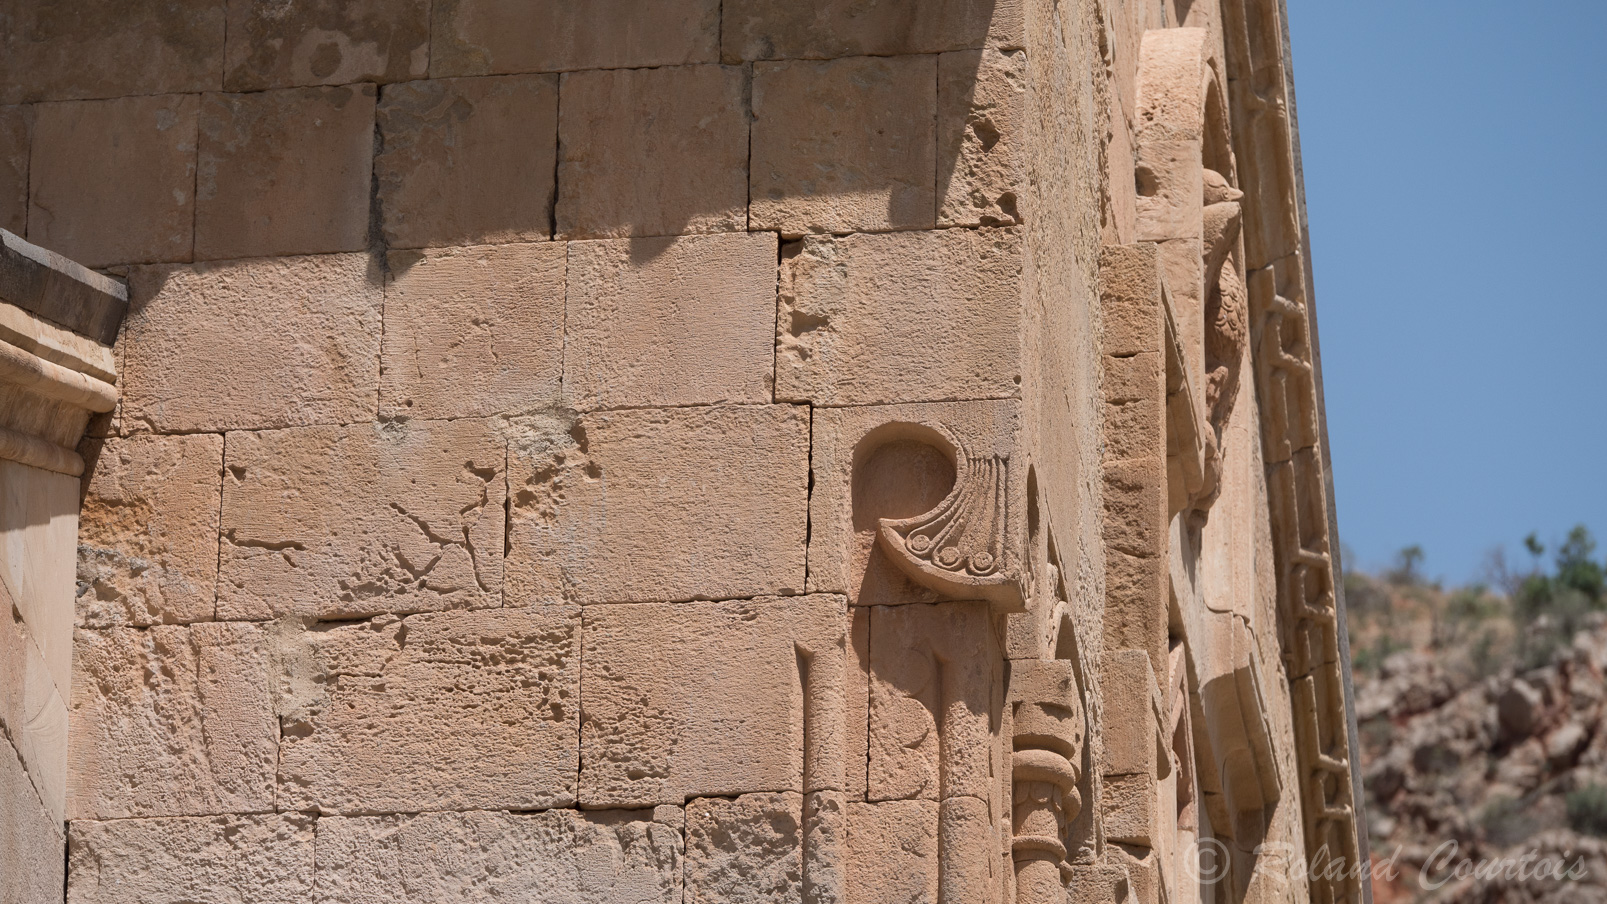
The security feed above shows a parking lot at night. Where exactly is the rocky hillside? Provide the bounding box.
[1348,530,1607,902]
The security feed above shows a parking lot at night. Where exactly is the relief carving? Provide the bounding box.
[1008,660,1087,904]
[1202,169,1248,432]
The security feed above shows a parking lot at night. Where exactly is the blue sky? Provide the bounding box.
[1287,0,1607,584]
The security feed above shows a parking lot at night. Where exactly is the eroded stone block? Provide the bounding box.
[722,0,1022,61]
[581,595,849,808]
[1101,772,1159,847]
[777,229,1021,406]
[0,0,225,104]
[686,793,803,904]
[0,105,29,234]
[557,65,747,239]
[27,94,197,268]
[375,74,557,249]
[77,434,223,627]
[430,0,719,76]
[196,86,375,260]
[69,623,276,819]
[1101,649,1160,777]
[122,253,381,433]
[938,48,1026,227]
[0,735,62,904]
[218,418,505,620]
[565,233,776,410]
[224,0,429,90]
[381,243,564,418]
[751,56,937,236]
[276,607,579,813]
[844,799,939,904]
[316,809,681,903]
[506,406,807,604]
[66,814,314,904]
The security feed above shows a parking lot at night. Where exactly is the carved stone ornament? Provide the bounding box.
[1009,660,1088,904]
[876,426,1020,606]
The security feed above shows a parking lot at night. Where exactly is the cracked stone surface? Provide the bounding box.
[685,792,803,904]
[218,418,506,620]
[67,814,314,904]
[275,606,579,814]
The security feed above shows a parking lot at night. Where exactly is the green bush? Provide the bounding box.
[1566,784,1607,837]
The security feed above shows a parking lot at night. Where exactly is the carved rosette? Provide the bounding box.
[1009,661,1087,904]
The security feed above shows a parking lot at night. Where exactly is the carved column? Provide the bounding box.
[1008,660,1086,904]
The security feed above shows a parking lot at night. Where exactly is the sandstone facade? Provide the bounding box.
[0,3,1365,904]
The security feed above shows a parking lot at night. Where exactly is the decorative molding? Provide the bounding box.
[1009,659,1087,904]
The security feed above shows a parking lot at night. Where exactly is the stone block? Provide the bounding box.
[0,105,31,235]
[722,0,1022,61]
[751,56,937,236]
[557,65,747,239]
[1101,649,1160,777]
[1102,458,1166,558]
[1104,550,1166,672]
[868,602,998,802]
[375,74,557,249]
[0,0,225,104]
[0,590,68,821]
[122,254,381,433]
[218,418,505,620]
[315,809,681,903]
[1102,396,1164,463]
[686,792,803,904]
[1103,350,1164,405]
[77,434,223,627]
[580,595,850,808]
[777,228,1021,406]
[66,814,314,904]
[27,94,197,268]
[381,243,564,418]
[224,0,429,91]
[430,0,719,77]
[0,460,77,694]
[1102,772,1159,847]
[844,799,939,904]
[195,86,376,261]
[938,48,1026,227]
[565,232,776,410]
[1099,243,1163,358]
[0,734,62,904]
[506,405,808,605]
[276,607,579,813]
[69,622,277,819]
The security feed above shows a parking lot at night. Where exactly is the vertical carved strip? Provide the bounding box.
[1008,661,1085,904]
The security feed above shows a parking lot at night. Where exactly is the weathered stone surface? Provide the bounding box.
[276,607,579,813]
[777,229,1021,406]
[751,56,937,236]
[557,65,747,239]
[28,94,197,268]
[581,595,848,807]
[686,792,802,904]
[316,808,681,903]
[0,582,68,821]
[1102,649,1159,777]
[1102,458,1166,559]
[0,460,78,694]
[381,243,564,418]
[565,233,776,410]
[69,622,276,819]
[506,406,808,604]
[1,734,62,904]
[218,418,505,620]
[77,434,223,627]
[938,48,1026,228]
[0,106,31,235]
[67,814,314,904]
[122,253,381,433]
[375,75,557,249]
[843,799,939,904]
[196,86,376,261]
[1101,772,1158,846]
[0,0,225,104]
[430,0,719,77]
[722,0,1022,61]
[224,0,429,91]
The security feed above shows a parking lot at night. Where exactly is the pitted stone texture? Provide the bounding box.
[69,623,276,819]
[67,814,314,904]
[316,809,681,903]
[276,607,578,814]
[557,65,747,240]
[122,254,381,433]
[751,56,936,236]
[686,792,802,904]
[224,0,429,90]
[777,229,1022,406]
[581,595,848,808]
[381,243,564,418]
[506,406,807,605]
[0,105,29,234]
[938,48,1026,228]
[1,736,62,904]
[0,0,225,104]
[844,799,939,904]
[218,419,505,621]
[430,0,719,77]
[27,94,197,268]
[196,86,376,260]
[77,435,222,627]
[722,0,1022,61]
[376,74,557,249]
[0,584,68,821]
[565,233,776,410]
